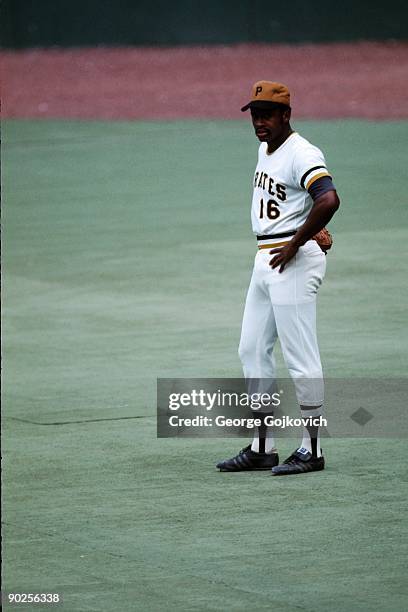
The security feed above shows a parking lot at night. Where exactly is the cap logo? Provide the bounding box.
[241,81,290,113]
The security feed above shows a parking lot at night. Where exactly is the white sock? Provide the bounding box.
[299,406,323,458]
[251,413,276,454]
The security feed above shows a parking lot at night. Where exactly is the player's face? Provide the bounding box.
[250,107,290,142]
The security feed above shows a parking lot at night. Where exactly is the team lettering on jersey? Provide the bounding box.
[250,134,328,235]
[254,171,287,220]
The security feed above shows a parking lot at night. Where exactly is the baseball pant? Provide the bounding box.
[238,239,326,407]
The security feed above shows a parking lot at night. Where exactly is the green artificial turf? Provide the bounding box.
[2,119,408,611]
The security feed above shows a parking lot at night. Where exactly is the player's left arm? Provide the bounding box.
[270,177,340,272]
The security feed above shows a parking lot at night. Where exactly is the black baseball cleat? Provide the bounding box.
[271,448,325,476]
[217,445,279,471]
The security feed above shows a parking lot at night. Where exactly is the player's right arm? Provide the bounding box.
[270,143,340,272]
[288,182,339,247]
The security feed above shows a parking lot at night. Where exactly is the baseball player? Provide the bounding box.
[217,81,340,475]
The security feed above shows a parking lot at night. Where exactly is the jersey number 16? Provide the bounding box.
[259,198,280,220]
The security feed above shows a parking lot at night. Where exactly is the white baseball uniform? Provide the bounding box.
[239,132,331,407]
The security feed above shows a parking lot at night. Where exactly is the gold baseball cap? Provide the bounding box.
[241,81,291,112]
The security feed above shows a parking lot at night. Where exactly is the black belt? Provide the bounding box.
[257,230,297,240]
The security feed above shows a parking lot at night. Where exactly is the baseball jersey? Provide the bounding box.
[251,132,331,236]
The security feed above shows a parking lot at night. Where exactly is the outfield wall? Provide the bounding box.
[1,0,407,48]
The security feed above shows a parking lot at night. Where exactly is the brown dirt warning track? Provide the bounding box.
[1,42,408,120]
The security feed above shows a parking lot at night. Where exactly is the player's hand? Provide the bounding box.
[269,243,299,273]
